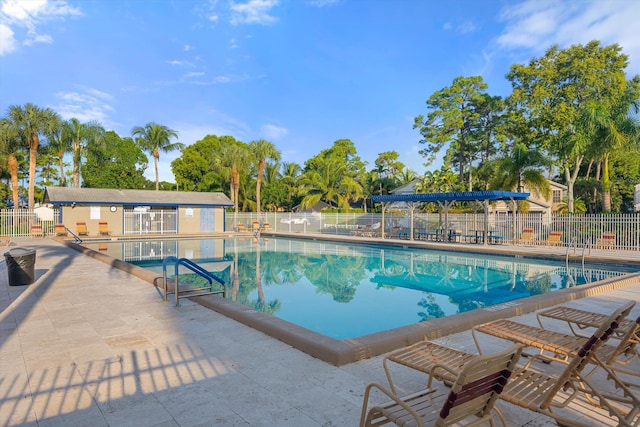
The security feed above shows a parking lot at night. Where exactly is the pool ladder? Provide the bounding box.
[162,256,226,306]
[565,238,590,287]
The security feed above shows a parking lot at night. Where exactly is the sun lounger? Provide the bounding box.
[597,232,616,250]
[537,304,640,388]
[98,221,110,236]
[76,221,89,236]
[30,224,44,237]
[381,301,639,427]
[517,227,534,245]
[540,230,563,246]
[361,344,523,427]
[0,237,11,246]
[54,223,68,237]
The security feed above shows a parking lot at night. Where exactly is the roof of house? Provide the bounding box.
[44,187,233,207]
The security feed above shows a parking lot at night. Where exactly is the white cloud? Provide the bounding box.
[260,124,288,140]
[53,87,115,126]
[230,0,278,25]
[496,0,640,74]
[183,44,194,51]
[184,71,205,78]
[0,23,16,54]
[0,0,81,55]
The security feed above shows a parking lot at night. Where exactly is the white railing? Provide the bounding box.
[123,209,178,235]
[231,212,640,252]
[2,208,637,251]
[0,208,59,237]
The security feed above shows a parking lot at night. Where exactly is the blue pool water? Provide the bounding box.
[84,236,639,340]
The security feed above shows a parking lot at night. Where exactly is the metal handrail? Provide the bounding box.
[162,256,226,306]
[67,227,82,243]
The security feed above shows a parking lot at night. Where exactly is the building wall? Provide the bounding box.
[59,205,124,236]
[58,205,226,236]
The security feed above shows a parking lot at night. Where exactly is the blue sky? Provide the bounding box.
[1,0,639,183]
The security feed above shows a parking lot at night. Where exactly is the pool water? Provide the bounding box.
[84,237,638,340]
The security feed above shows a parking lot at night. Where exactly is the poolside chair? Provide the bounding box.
[0,236,10,246]
[517,228,534,245]
[383,301,638,427]
[54,223,68,237]
[597,232,616,250]
[234,223,247,232]
[351,224,371,237]
[30,223,44,238]
[536,304,640,388]
[76,221,89,236]
[387,225,402,239]
[98,221,110,236]
[360,344,523,427]
[540,230,562,246]
[262,222,272,232]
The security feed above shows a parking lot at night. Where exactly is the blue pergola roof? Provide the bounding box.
[372,190,529,204]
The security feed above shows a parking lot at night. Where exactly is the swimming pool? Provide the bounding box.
[83,236,638,341]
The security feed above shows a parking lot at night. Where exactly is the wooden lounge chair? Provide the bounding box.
[76,221,89,236]
[30,223,44,237]
[0,237,10,246]
[351,224,371,236]
[387,225,402,239]
[540,230,562,246]
[54,223,68,237]
[517,227,534,245]
[262,222,272,232]
[360,344,523,427]
[98,221,110,236]
[234,223,247,232]
[597,232,616,250]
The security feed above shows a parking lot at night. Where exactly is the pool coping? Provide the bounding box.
[59,235,640,366]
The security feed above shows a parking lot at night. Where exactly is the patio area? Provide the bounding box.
[0,237,638,426]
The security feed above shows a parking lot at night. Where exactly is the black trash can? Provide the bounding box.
[5,247,36,286]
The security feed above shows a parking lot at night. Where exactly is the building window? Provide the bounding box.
[552,190,562,203]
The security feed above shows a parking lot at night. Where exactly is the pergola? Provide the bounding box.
[371,190,530,245]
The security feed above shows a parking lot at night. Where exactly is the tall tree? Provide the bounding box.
[580,77,640,211]
[490,143,551,198]
[217,140,250,217]
[248,139,280,215]
[414,76,489,189]
[506,41,630,212]
[82,131,148,189]
[45,123,72,186]
[132,122,183,190]
[299,156,361,210]
[7,103,60,209]
[65,118,105,187]
[0,118,22,208]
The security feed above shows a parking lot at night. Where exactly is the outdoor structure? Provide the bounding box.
[372,190,530,245]
[43,187,233,236]
[635,184,640,212]
[493,180,567,219]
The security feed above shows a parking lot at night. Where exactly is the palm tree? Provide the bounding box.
[65,118,105,187]
[46,123,72,186]
[218,142,250,217]
[132,122,183,190]
[0,118,22,208]
[7,103,60,209]
[580,85,640,212]
[280,162,301,209]
[298,156,361,210]
[248,139,280,215]
[491,143,551,198]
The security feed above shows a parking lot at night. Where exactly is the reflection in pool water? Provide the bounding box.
[85,237,637,339]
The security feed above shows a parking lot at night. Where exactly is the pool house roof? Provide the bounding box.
[43,187,233,208]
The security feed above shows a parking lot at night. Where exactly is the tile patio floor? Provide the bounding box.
[0,237,638,426]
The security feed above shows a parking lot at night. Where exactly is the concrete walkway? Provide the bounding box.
[0,237,638,426]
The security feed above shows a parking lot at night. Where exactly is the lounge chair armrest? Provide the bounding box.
[360,382,430,427]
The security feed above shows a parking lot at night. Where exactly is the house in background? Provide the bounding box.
[43,187,233,236]
[635,184,640,212]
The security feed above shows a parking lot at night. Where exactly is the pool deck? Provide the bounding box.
[1,236,639,426]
